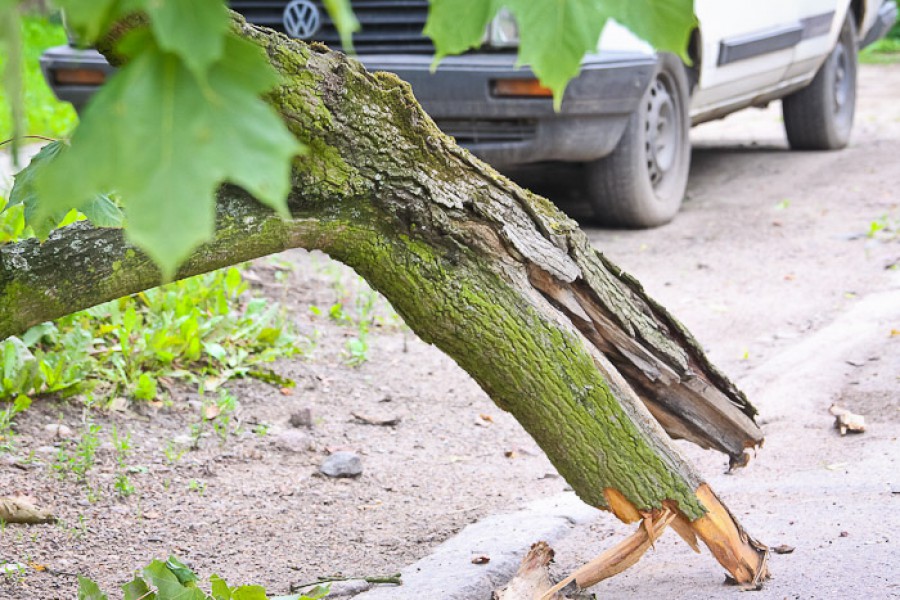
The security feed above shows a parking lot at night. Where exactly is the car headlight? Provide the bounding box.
[485,9,519,48]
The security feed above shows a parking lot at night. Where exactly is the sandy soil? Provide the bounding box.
[1,64,899,599]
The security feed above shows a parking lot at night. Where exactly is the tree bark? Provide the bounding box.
[1,15,768,584]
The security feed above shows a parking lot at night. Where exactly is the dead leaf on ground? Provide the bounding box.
[203,404,221,420]
[0,496,56,524]
[479,413,494,423]
[829,404,866,435]
[772,544,794,554]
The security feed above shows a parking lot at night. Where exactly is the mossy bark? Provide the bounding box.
[1,15,768,583]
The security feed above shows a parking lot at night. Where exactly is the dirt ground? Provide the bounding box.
[2,64,899,599]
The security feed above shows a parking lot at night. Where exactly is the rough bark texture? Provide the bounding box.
[1,15,768,583]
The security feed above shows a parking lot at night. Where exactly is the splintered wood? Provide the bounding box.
[492,542,563,600]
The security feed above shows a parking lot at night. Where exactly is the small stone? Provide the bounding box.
[276,429,311,453]
[43,424,73,439]
[319,451,362,478]
[289,408,313,428]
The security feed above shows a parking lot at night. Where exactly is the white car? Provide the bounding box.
[583,0,898,226]
[42,0,898,227]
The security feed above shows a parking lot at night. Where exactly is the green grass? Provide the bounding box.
[0,15,78,142]
[861,22,900,64]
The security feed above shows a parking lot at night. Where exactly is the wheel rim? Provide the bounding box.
[644,75,679,188]
[832,43,851,113]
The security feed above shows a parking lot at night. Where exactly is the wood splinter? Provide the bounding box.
[538,508,676,600]
[509,485,770,599]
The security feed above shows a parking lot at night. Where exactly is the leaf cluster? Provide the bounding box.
[424,0,696,107]
[78,555,329,600]
[6,0,303,277]
[1,0,698,276]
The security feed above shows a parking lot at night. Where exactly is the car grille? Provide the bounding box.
[436,119,537,145]
[229,0,434,54]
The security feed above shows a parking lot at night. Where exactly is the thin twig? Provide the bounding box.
[0,135,58,148]
[291,573,402,589]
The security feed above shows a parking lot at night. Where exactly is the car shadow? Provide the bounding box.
[500,142,795,227]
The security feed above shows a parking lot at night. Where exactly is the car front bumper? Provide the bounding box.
[40,46,656,166]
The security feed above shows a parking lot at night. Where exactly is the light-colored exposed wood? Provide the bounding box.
[690,484,770,584]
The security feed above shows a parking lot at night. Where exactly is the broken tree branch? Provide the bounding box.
[0,14,768,585]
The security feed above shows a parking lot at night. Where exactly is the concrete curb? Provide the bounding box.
[352,492,599,600]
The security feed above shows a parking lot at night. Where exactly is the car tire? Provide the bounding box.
[782,16,857,150]
[585,53,691,228]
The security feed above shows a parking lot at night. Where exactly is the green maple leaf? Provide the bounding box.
[123,577,157,600]
[424,0,499,62]
[323,0,360,52]
[604,0,696,61]
[36,31,303,278]
[53,0,123,46]
[424,0,697,108]
[139,0,230,76]
[232,586,268,600]
[507,0,608,109]
[209,574,232,600]
[77,576,109,600]
[9,141,124,237]
[142,561,206,600]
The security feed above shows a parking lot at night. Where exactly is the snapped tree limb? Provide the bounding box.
[1,15,768,585]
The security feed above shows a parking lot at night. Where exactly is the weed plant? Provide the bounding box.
[1,266,301,409]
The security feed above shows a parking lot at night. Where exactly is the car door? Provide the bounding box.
[783,0,849,81]
[692,0,800,115]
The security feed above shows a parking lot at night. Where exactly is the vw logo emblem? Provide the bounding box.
[283,0,321,40]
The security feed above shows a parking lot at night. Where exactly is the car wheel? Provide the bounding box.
[585,53,691,228]
[782,16,857,150]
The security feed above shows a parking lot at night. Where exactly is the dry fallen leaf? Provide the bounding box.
[280,387,294,396]
[479,413,494,423]
[772,544,795,554]
[28,562,47,572]
[203,404,221,420]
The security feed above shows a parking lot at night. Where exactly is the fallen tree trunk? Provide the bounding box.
[1,15,768,585]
